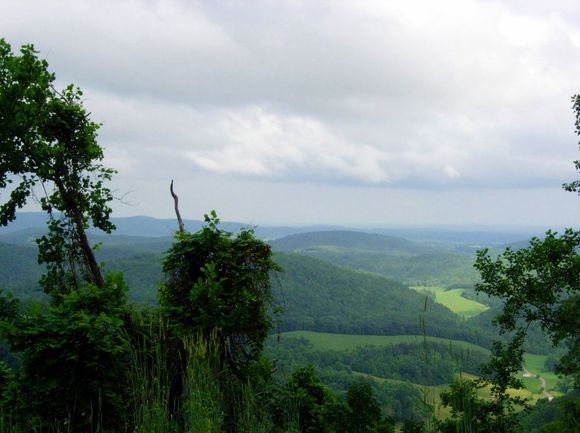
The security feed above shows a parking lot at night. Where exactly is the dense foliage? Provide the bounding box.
[160,211,281,377]
[0,39,115,294]
[273,367,397,433]
[435,378,522,433]
[0,274,130,432]
[475,229,580,387]
[519,391,580,433]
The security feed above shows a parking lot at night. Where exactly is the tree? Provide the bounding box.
[437,372,524,433]
[341,381,383,433]
[475,94,580,387]
[468,95,580,433]
[0,39,115,296]
[160,211,280,377]
[475,230,580,386]
[400,419,424,433]
[159,209,281,432]
[563,94,580,195]
[0,274,130,433]
[280,366,338,433]
[0,40,129,433]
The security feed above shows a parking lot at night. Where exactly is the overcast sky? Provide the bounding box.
[2,0,580,227]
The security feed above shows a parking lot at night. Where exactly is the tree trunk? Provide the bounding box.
[56,180,105,289]
[71,205,105,289]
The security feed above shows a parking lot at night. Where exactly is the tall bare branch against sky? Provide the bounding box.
[3,0,580,226]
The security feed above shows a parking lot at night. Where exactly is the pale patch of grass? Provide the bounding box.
[410,286,489,318]
[281,330,491,354]
[522,353,561,394]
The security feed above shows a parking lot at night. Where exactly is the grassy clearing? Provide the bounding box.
[523,353,561,394]
[454,372,544,407]
[356,369,558,424]
[281,330,490,354]
[444,359,561,403]
[410,286,489,318]
[284,331,561,406]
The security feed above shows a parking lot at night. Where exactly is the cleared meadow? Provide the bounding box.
[281,330,490,354]
[410,286,489,318]
[283,331,561,403]
[523,353,561,395]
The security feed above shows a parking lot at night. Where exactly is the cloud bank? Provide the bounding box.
[1,0,579,224]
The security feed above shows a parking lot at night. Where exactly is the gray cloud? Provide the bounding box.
[2,0,579,224]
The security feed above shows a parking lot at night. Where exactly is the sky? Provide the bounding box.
[2,0,580,227]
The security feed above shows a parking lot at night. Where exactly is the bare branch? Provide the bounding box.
[111,187,139,207]
[170,180,185,233]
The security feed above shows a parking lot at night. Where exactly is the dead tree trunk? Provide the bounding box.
[170,180,185,233]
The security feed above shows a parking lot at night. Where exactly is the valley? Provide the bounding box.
[0,214,570,425]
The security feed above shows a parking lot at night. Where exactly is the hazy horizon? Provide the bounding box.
[3,211,575,234]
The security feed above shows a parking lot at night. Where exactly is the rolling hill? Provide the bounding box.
[271,230,480,287]
[270,230,436,254]
[0,233,166,303]
[0,242,44,299]
[273,253,493,347]
[1,212,541,244]
[0,212,345,240]
[277,330,490,353]
[264,330,491,421]
[0,230,494,347]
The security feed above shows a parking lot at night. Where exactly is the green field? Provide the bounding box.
[523,353,561,395]
[357,371,542,421]
[281,330,490,354]
[355,369,556,423]
[411,286,489,318]
[283,331,561,403]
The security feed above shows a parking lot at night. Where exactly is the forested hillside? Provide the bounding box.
[271,230,480,287]
[0,242,43,298]
[273,254,493,346]
[270,230,437,254]
[0,232,495,347]
[0,233,168,303]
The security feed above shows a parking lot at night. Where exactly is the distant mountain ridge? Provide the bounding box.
[0,212,544,245]
[0,214,536,292]
[0,212,344,240]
